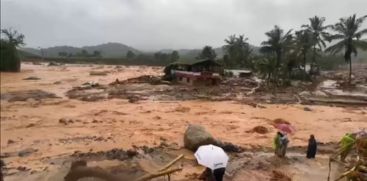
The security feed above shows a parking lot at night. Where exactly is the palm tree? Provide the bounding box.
[224,35,252,68]
[325,14,367,84]
[294,29,313,72]
[260,25,293,69]
[302,16,330,74]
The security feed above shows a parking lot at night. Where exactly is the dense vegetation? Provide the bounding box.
[0,28,25,72]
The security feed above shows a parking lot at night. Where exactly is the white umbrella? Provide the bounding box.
[194,144,229,170]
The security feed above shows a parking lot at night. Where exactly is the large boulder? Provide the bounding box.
[184,124,216,152]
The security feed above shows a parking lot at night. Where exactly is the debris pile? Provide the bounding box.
[0,90,59,102]
[89,70,109,76]
[110,75,165,85]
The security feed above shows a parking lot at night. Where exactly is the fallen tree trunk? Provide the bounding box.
[305,97,367,106]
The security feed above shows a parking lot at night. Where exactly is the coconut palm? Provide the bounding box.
[325,14,367,84]
[260,25,293,69]
[294,29,313,72]
[302,16,330,74]
[223,35,252,68]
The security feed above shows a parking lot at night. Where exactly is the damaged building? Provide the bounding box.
[164,59,223,85]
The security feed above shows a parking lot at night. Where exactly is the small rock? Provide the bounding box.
[23,76,41,80]
[313,90,328,97]
[89,71,108,76]
[126,149,138,158]
[250,126,269,134]
[299,91,311,97]
[59,118,68,125]
[53,81,62,84]
[303,107,312,111]
[17,166,30,171]
[26,123,36,128]
[18,148,38,157]
[128,96,139,103]
[7,139,15,144]
[92,119,98,123]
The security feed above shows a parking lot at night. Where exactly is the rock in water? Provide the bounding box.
[184,124,216,152]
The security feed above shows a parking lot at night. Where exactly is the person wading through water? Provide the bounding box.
[306,134,317,159]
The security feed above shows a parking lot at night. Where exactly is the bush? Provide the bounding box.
[0,40,20,72]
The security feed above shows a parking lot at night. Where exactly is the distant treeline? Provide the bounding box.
[27,55,174,66]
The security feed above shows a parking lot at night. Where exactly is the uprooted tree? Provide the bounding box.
[0,28,25,72]
[328,132,367,181]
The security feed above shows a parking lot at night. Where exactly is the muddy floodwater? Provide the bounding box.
[1,63,366,180]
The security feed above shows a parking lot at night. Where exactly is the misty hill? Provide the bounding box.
[21,42,140,58]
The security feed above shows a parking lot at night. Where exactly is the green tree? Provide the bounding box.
[170,50,179,62]
[81,49,88,57]
[197,45,216,59]
[294,29,313,72]
[126,50,135,59]
[223,35,252,68]
[302,16,330,73]
[0,28,25,72]
[325,14,367,84]
[93,50,101,57]
[58,52,68,57]
[1,28,25,46]
[260,25,293,69]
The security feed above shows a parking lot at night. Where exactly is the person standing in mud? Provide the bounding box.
[274,132,282,156]
[199,167,226,181]
[274,132,289,157]
[306,134,317,159]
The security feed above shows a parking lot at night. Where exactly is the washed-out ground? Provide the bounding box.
[1,63,366,181]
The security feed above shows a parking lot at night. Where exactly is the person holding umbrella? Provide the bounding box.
[273,123,294,157]
[195,144,228,181]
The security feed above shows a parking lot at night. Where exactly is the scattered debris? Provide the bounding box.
[270,170,292,181]
[47,62,62,66]
[128,95,140,103]
[23,76,41,80]
[89,71,109,76]
[0,90,59,102]
[59,118,75,125]
[66,83,107,101]
[16,166,30,172]
[26,123,36,128]
[7,140,15,145]
[303,107,312,111]
[18,148,38,157]
[215,141,243,153]
[110,75,164,85]
[174,106,191,113]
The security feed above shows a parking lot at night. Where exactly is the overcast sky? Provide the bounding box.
[1,0,366,50]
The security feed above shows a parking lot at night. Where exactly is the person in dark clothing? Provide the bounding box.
[199,167,226,181]
[306,134,317,159]
[213,167,226,181]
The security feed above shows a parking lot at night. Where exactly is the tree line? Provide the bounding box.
[197,14,367,85]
